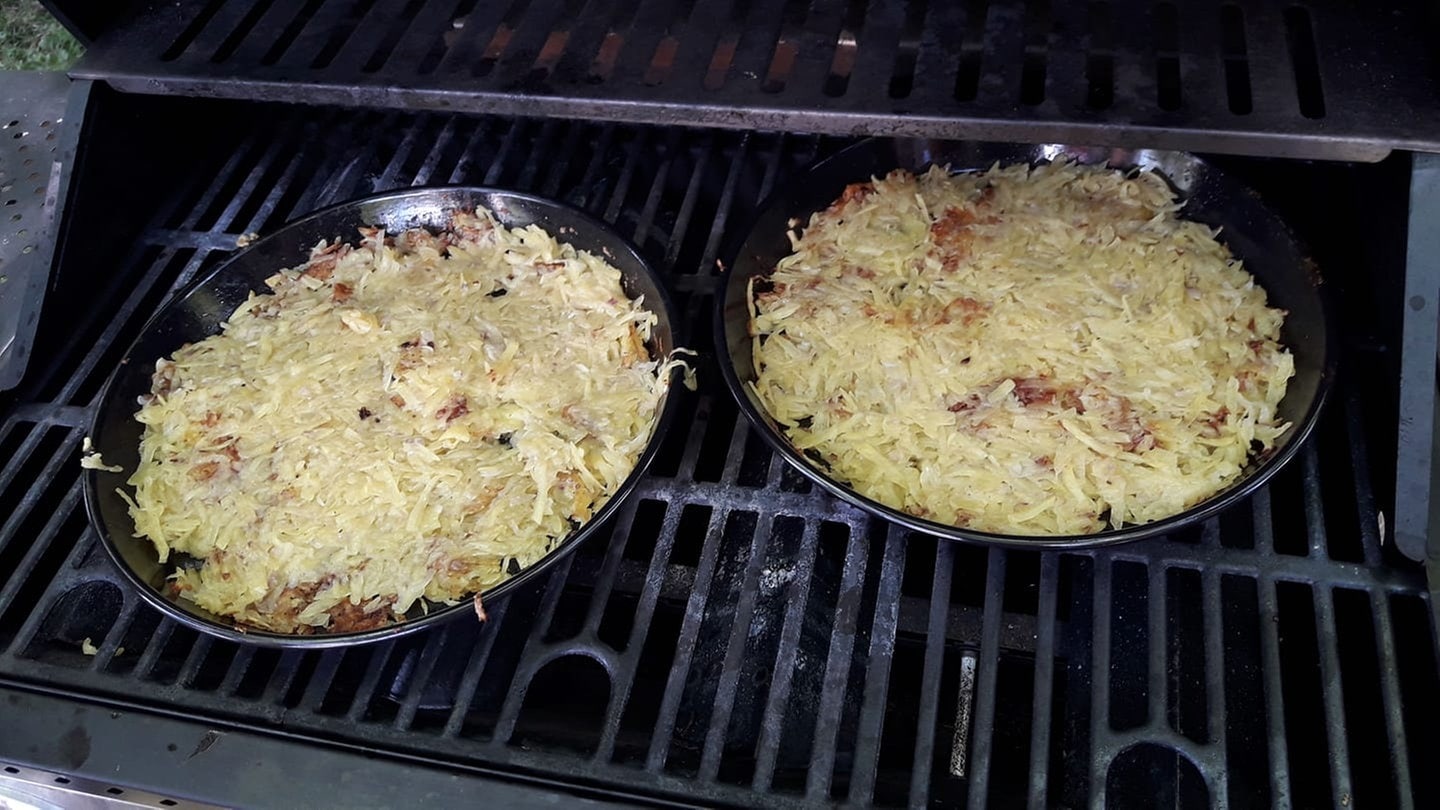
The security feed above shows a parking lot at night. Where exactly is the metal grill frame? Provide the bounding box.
[0,82,1436,808]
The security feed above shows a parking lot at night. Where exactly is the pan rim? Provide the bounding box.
[714,138,1337,550]
[82,185,685,648]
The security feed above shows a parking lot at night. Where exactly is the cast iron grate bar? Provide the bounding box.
[579,499,643,640]
[599,126,648,226]
[696,508,777,782]
[0,431,83,563]
[644,504,725,772]
[0,477,84,647]
[964,549,1007,806]
[1313,586,1354,803]
[847,526,905,806]
[750,518,822,791]
[1256,559,1292,803]
[217,645,254,695]
[1372,586,1416,806]
[27,243,185,407]
[1146,563,1167,740]
[491,563,576,733]
[1201,532,1230,804]
[0,101,1432,807]
[439,595,511,738]
[71,0,1440,160]
[591,499,675,760]
[1088,555,1115,805]
[909,540,954,807]
[129,618,176,682]
[298,648,345,712]
[345,640,399,722]
[1027,551,1060,808]
[804,516,869,800]
[6,493,102,654]
[88,599,140,673]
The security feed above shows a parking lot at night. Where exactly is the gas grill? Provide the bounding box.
[2,1,1438,807]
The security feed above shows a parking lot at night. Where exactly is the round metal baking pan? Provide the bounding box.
[716,139,1335,549]
[83,187,683,647]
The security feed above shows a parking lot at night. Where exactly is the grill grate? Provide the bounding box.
[67,0,1440,162]
[1,91,1436,806]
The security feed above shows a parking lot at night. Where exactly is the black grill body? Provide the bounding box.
[3,1,1439,807]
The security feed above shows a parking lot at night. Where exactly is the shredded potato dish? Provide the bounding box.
[125,208,678,633]
[749,162,1294,535]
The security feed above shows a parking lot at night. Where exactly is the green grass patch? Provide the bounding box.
[0,1,84,71]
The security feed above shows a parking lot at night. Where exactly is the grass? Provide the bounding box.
[0,0,83,70]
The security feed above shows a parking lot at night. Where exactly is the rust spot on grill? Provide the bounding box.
[706,36,738,90]
[645,35,679,86]
[591,31,624,80]
[533,30,570,76]
[764,38,799,93]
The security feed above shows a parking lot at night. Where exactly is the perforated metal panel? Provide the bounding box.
[0,71,70,390]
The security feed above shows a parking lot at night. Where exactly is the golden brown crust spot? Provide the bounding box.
[940,296,987,326]
[327,596,396,633]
